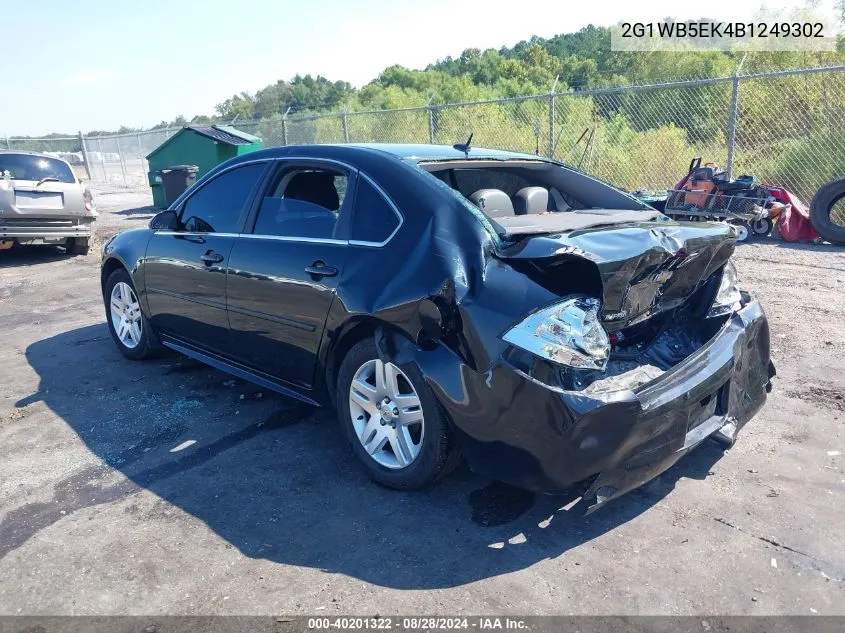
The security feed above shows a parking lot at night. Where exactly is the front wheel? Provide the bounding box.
[336,338,460,489]
[103,268,159,360]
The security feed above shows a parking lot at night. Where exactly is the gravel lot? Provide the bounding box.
[0,187,843,615]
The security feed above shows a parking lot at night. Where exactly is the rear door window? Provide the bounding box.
[0,154,76,183]
[253,167,348,240]
[179,163,266,233]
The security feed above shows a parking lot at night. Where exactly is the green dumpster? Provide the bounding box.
[146,125,263,208]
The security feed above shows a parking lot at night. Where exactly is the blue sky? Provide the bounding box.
[0,0,812,135]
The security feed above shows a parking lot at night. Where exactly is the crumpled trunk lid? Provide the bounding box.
[496,220,736,329]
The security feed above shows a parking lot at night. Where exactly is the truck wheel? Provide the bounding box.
[810,177,845,245]
[68,237,91,256]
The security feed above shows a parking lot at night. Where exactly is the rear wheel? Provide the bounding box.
[103,268,159,360]
[336,338,459,489]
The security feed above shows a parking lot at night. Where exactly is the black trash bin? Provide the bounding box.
[158,165,198,206]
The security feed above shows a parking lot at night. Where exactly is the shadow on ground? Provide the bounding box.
[771,240,843,252]
[114,205,156,219]
[4,324,726,589]
[0,245,77,267]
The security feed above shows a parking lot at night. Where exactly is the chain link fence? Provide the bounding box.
[6,65,844,205]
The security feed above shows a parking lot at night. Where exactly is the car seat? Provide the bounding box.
[512,187,556,214]
[469,189,515,218]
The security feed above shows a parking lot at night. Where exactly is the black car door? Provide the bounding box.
[226,159,356,389]
[144,161,269,354]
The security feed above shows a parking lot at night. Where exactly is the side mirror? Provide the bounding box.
[150,209,179,231]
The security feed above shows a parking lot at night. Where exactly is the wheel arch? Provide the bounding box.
[100,256,129,292]
[323,317,417,408]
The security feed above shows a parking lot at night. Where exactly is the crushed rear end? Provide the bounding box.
[410,216,774,512]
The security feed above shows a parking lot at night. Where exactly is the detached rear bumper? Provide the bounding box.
[413,297,773,512]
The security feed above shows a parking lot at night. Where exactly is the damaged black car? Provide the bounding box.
[100,143,775,512]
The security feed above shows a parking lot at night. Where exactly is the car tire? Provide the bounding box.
[810,177,845,245]
[68,237,91,256]
[103,267,160,360]
[336,337,460,489]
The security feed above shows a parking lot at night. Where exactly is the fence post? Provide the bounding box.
[78,131,92,180]
[342,107,350,143]
[4,135,9,150]
[725,77,740,180]
[115,136,128,186]
[282,107,291,146]
[725,55,746,180]
[424,94,436,144]
[97,138,107,182]
[137,133,147,176]
[549,75,559,159]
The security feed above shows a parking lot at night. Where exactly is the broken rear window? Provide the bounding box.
[416,159,652,237]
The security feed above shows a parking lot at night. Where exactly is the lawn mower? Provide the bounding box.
[661,157,788,241]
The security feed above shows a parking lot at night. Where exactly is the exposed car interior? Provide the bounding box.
[420,160,650,220]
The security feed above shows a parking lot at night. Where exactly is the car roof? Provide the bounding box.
[232,143,546,165]
[344,143,544,162]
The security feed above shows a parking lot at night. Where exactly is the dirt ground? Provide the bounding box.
[0,186,843,616]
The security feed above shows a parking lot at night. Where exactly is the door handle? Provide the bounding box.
[201,252,224,265]
[304,261,338,278]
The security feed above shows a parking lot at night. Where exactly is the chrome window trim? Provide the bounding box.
[271,156,356,171]
[239,233,348,246]
[159,155,404,248]
[153,230,348,246]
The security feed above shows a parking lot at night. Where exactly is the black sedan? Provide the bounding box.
[101,143,774,512]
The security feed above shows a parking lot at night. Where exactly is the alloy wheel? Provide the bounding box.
[110,281,142,349]
[348,358,425,469]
